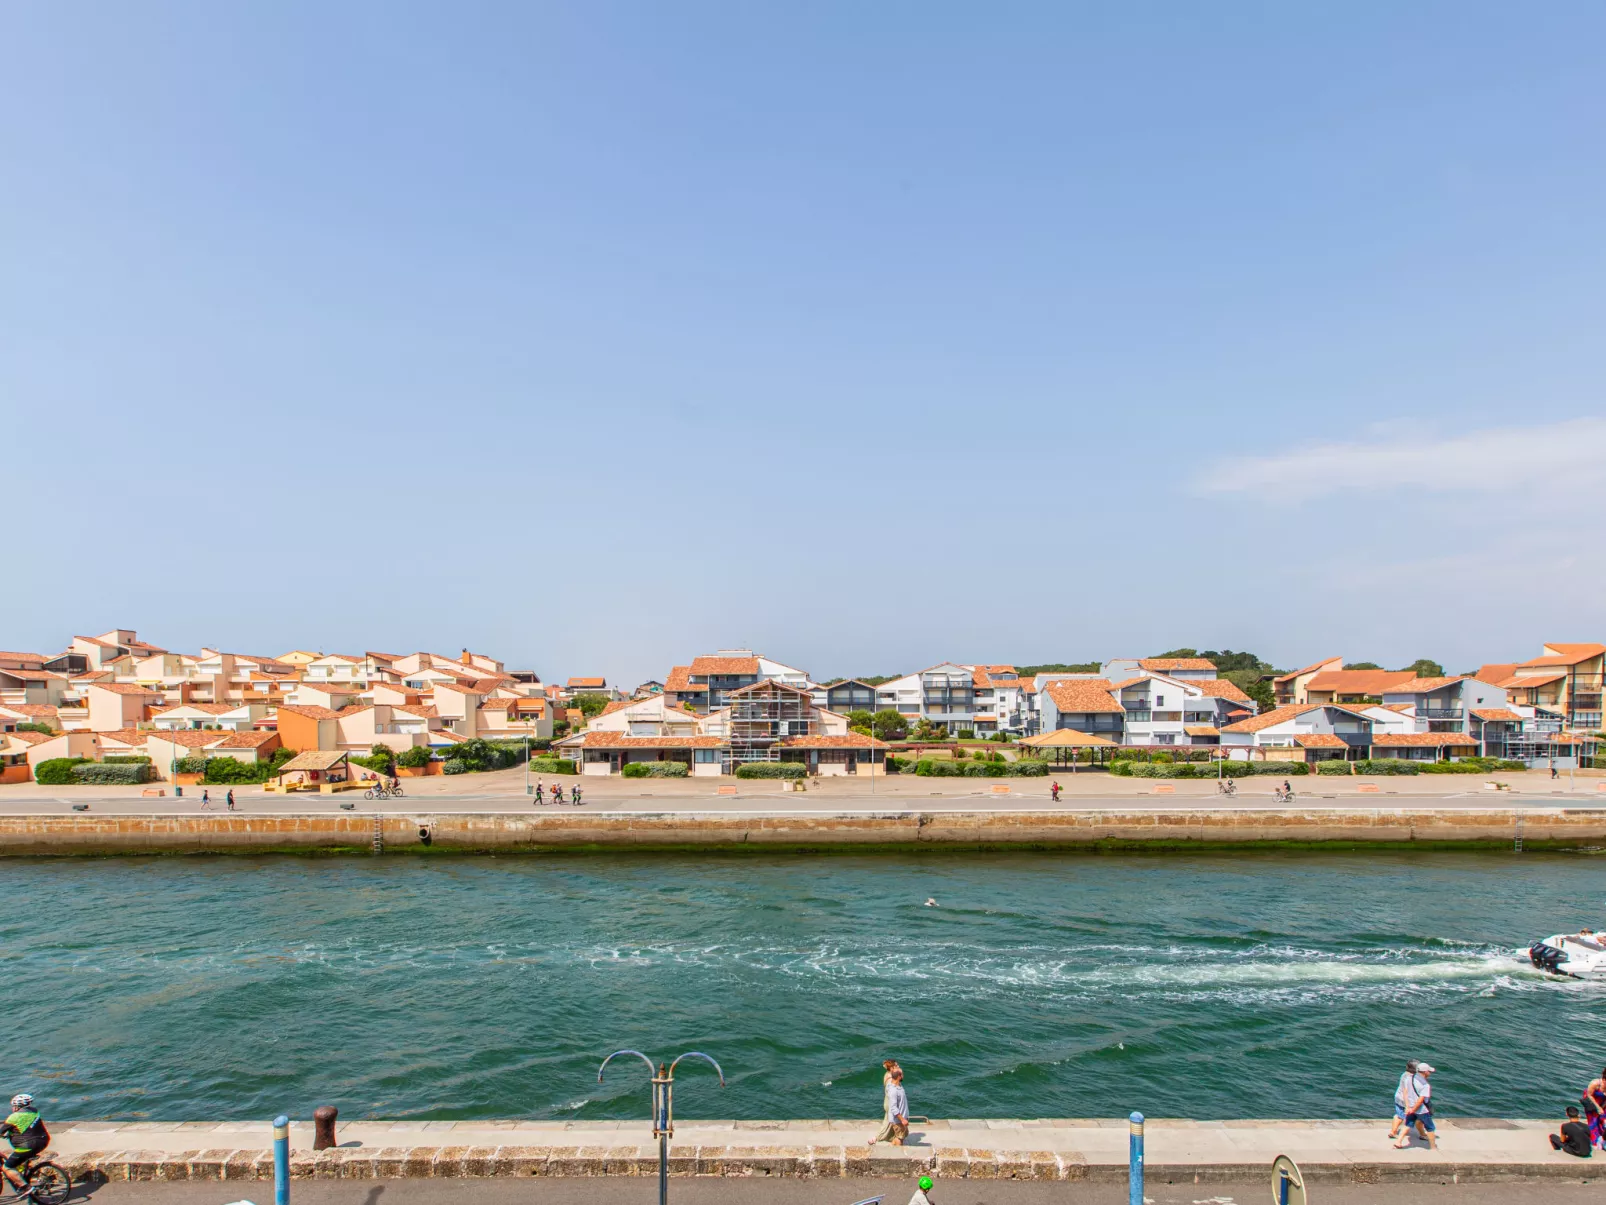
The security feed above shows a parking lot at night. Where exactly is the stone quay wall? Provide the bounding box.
[0,806,1602,854]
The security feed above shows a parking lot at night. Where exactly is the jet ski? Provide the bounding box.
[1529,933,1606,978]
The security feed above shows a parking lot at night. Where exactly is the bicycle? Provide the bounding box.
[364,786,392,800]
[1216,779,1237,797]
[0,1154,71,1205]
[1274,786,1296,803]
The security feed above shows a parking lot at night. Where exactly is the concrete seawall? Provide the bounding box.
[0,806,1603,854]
[42,1117,1596,1185]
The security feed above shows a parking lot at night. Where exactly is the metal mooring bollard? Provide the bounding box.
[1128,1112,1144,1205]
[313,1105,338,1150]
[273,1114,290,1205]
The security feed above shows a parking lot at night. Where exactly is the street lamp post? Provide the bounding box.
[524,733,531,795]
[599,1049,724,1205]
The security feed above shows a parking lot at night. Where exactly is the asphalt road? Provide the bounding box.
[75,1178,1606,1205]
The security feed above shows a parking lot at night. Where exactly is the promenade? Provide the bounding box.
[43,1116,1596,1187]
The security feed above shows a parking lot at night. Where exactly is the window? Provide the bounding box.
[1156,695,1165,707]
[694,749,719,763]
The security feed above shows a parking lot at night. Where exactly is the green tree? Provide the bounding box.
[1223,670,1277,715]
[1016,662,1100,676]
[1198,649,1273,673]
[1155,647,1198,658]
[912,718,950,741]
[1345,661,1382,671]
[845,709,875,735]
[571,692,611,718]
[871,709,909,742]
[367,743,396,774]
[1396,658,1445,678]
[14,721,55,736]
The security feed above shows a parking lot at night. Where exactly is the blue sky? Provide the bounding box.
[4,2,1604,683]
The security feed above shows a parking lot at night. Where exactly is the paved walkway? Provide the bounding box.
[47,1116,1582,1173]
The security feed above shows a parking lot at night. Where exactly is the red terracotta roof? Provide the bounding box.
[88,683,163,696]
[1532,643,1606,663]
[1221,704,1323,733]
[0,704,59,719]
[274,703,344,721]
[153,702,238,715]
[779,733,888,749]
[1275,657,1343,685]
[1294,733,1348,749]
[148,729,234,748]
[5,730,54,747]
[1043,679,1124,714]
[217,731,280,748]
[567,732,725,749]
[1191,678,1252,702]
[1139,658,1217,671]
[1504,671,1566,687]
[1385,677,1466,694]
[1472,708,1523,722]
[1372,732,1478,747]
[567,677,607,688]
[664,666,694,693]
[95,728,149,747]
[688,656,760,675]
[1304,670,1416,695]
[0,652,48,665]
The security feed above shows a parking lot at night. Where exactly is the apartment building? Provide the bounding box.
[664,651,811,714]
[1478,643,1604,733]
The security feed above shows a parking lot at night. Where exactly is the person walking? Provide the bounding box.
[1580,1066,1606,1147]
[871,1060,901,1144]
[534,781,545,805]
[1395,1063,1437,1149]
[225,789,235,811]
[1388,1059,1419,1140]
[886,1066,910,1146]
[572,783,583,806]
[553,783,566,805]
[1552,1106,1593,1157]
[200,789,212,810]
[1050,780,1061,802]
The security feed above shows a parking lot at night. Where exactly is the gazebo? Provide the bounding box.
[271,750,354,793]
[1018,728,1117,768]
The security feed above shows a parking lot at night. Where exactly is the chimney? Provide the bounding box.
[461,648,472,666]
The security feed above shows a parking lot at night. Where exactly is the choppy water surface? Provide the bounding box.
[1,853,1602,1121]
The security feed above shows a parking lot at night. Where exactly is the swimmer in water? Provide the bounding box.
[924,898,937,907]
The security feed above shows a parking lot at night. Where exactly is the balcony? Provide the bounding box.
[1416,708,1463,720]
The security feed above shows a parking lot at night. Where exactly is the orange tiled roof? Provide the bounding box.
[664,666,694,693]
[1475,664,1517,685]
[1183,725,1220,737]
[89,683,163,696]
[1191,678,1252,702]
[149,729,234,748]
[1139,657,1217,672]
[0,652,48,665]
[567,732,725,749]
[1304,670,1416,694]
[780,733,888,749]
[1221,704,1323,733]
[6,730,54,746]
[1472,708,1523,722]
[567,677,606,688]
[94,728,149,747]
[688,656,760,675]
[1109,677,1148,691]
[1385,677,1466,694]
[1043,679,1124,714]
[275,703,344,721]
[217,731,280,748]
[393,704,440,719]
[1275,657,1344,684]
[1536,643,1606,662]
[154,702,238,715]
[1294,733,1348,748]
[0,703,59,718]
[1,669,63,683]
[1504,671,1566,686]
[1372,732,1478,747]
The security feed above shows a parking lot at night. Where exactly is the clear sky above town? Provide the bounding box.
[4,2,1603,683]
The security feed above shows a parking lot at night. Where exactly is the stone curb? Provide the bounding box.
[52,1146,1600,1185]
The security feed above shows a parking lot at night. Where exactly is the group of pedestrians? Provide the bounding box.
[197,789,236,811]
[532,780,582,806]
[1550,1065,1606,1157]
[1389,1059,1437,1148]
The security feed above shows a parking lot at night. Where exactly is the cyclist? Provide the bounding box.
[0,1094,49,1190]
[909,1174,935,1205]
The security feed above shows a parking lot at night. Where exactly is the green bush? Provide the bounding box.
[1355,758,1421,776]
[14,721,54,736]
[102,755,151,765]
[530,756,577,775]
[734,762,807,779]
[71,762,152,785]
[915,759,963,776]
[174,756,210,774]
[365,744,396,773]
[442,760,468,775]
[202,756,263,784]
[889,756,914,772]
[622,761,690,778]
[957,729,976,740]
[397,745,433,769]
[1315,760,1353,775]
[1011,759,1050,776]
[33,758,87,785]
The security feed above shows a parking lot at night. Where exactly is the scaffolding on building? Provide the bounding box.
[725,681,815,769]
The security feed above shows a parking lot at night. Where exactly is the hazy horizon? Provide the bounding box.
[4,3,1602,683]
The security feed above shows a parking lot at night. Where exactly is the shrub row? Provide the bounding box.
[33,758,87,785]
[1112,760,1310,778]
[102,755,151,765]
[174,756,211,774]
[621,761,689,778]
[71,762,152,785]
[915,758,1051,777]
[1418,757,1527,774]
[735,762,808,779]
[443,760,468,775]
[1315,760,1353,775]
[530,757,577,775]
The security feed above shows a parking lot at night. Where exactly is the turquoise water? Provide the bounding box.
[1,853,1602,1122]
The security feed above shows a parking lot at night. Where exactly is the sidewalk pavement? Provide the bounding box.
[46,1117,1590,1182]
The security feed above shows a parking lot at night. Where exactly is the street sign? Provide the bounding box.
[1271,1154,1306,1205]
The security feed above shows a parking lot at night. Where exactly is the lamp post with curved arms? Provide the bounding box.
[598,1049,724,1205]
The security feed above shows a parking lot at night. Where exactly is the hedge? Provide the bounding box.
[1315,760,1353,775]
[1354,758,1420,776]
[102,755,151,765]
[1012,759,1050,776]
[71,762,152,785]
[174,756,210,774]
[622,761,689,778]
[1417,757,1528,774]
[442,760,468,775]
[1112,760,1309,778]
[735,762,807,779]
[397,745,434,769]
[530,757,577,775]
[33,758,87,785]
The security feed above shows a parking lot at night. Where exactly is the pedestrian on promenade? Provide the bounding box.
[1388,1059,1419,1141]
[535,781,545,805]
[908,1174,935,1205]
[1551,1106,1592,1157]
[1580,1067,1606,1146]
[878,1067,910,1146]
[572,783,583,805]
[1394,1062,1437,1149]
[553,783,566,804]
[225,789,235,811]
[1050,780,1061,801]
[200,789,211,810]
[871,1060,901,1144]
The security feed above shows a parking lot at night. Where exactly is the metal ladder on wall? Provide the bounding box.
[371,814,384,855]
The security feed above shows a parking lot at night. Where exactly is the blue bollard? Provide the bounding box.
[1128,1112,1143,1205]
[273,1114,290,1205]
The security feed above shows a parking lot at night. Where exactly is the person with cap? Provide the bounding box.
[1388,1058,1419,1140]
[1395,1063,1437,1149]
[908,1174,935,1205]
[1551,1106,1592,1157]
